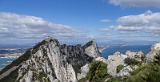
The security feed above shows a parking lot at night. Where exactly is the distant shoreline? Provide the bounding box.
[0,57,18,59]
[0,54,20,59]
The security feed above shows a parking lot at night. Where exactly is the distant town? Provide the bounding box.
[0,53,21,58]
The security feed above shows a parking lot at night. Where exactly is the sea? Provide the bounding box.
[102,45,152,59]
[0,45,152,70]
[0,58,15,70]
[0,48,27,70]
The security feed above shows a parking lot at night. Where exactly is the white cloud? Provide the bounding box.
[0,12,88,43]
[99,10,160,41]
[100,10,160,33]
[100,19,112,22]
[109,0,160,7]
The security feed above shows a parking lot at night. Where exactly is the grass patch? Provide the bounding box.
[117,64,124,73]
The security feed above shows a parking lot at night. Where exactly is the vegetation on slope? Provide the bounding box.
[0,68,18,82]
[106,53,160,82]
[107,76,123,82]
[126,54,160,82]
[116,64,124,73]
[124,58,141,66]
[32,39,47,54]
[83,40,93,49]
[32,71,50,82]
[0,39,49,75]
[0,39,52,81]
[79,61,109,82]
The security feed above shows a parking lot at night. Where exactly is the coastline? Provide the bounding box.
[0,54,21,59]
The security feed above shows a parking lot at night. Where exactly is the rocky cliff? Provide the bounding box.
[0,38,101,82]
[146,43,160,61]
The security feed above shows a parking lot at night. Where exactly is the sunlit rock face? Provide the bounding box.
[107,52,127,76]
[0,38,101,82]
[146,43,160,62]
[84,40,101,58]
[107,51,144,77]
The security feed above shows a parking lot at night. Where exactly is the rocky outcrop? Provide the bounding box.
[125,51,144,61]
[84,40,101,58]
[107,52,127,76]
[146,43,160,61]
[107,51,144,77]
[0,38,101,82]
[117,65,133,76]
[95,57,108,64]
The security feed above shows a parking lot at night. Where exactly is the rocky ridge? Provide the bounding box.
[1,38,160,82]
[106,43,160,77]
[0,38,101,82]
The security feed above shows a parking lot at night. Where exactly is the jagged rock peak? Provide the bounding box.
[84,39,101,58]
[0,38,101,82]
[84,39,96,47]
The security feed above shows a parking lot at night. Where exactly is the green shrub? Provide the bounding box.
[126,54,160,82]
[86,61,108,82]
[126,64,160,82]
[153,53,160,65]
[117,65,124,73]
[141,54,145,62]
[107,77,123,82]
[124,58,141,66]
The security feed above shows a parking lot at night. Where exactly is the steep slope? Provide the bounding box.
[0,38,101,82]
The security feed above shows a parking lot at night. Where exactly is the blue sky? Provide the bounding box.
[0,0,160,45]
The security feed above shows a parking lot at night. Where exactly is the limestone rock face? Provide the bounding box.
[77,64,89,80]
[107,51,144,77]
[126,51,144,61]
[0,38,101,82]
[84,40,101,58]
[107,52,127,76]
[146,43,160,61]
[95,57,108,64]
[117,66,133,76]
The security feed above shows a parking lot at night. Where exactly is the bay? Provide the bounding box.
[0,58,15,70]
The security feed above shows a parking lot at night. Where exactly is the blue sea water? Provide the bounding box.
[102,45,152,59]
[0,58,15,70]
